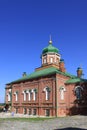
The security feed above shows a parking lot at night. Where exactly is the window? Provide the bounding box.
[24,108,27,114]
[60,87,66,100]
[15,92,18,101]
[33,109,37,115]
[50,57,53,63]
[43,58,46,64]
[32,89,37,101]
[15,108,18,114]
[7,92,11,102]
[45,109,50,116]
[75,86,83,100]
[46,89,49,100]
[14,91,18,101]
[44,87,51,100]
[28,108,31,115]
[28,90,32,101]
[56,57,59,63]
[23,90,27,101]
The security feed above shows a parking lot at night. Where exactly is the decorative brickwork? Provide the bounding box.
[5,40,87,116]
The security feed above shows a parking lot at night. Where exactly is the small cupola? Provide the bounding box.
[77,67,83,78]
[22,72,27,77]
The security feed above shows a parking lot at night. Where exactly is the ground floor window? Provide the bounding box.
[28,108,31,115]
[33,109,37,115]
[24,108,27,114]
[15,108,18,113]
[45,109,50,116]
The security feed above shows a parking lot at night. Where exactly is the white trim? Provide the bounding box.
[7,92,11,101]
[74,86,83,91]
[33,91,36,101]
[8,89,11,92]
[15,93,18,101]
[60,87,66,100]
[26,90,29,94]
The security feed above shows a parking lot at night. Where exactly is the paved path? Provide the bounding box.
[0,113,87,130]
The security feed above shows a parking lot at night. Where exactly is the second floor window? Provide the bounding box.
[32,89,37,101]
[22,90,27,101]
[28,90,32,101]
[74,86,83,100]
[14,91,18,101]
[44,87,51,100]
[59,86,66,100]
[7,92,11,102]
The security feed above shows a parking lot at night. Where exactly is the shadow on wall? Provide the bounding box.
[69,104,87,115]
[69,97,87,115]
[68,83,87,116]
[54,127,87,130]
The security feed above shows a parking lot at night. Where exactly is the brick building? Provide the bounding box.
[5,39,87,116]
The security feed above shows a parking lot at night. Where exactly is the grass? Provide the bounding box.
[0,117,54,122]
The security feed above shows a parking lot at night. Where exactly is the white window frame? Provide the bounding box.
[60,87,66,100]
[28,91,31,101]
[7,92,11,101]
[22,90,27,101]
[32,89,37,101]
[14,91,18,101]
[43,87,50,101]
[50,57,53,63]
[43,58,46,64]
[74,86,83,100]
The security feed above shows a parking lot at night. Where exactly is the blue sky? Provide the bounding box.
[0,0,87,102]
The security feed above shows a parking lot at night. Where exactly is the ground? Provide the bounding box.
[0,113,87,130]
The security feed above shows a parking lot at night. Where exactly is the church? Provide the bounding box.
[5,38,87,117]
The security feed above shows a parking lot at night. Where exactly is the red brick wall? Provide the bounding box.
[6,75,57,116]
[6,73,87,116]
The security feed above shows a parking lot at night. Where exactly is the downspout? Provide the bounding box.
[56,74,58,117]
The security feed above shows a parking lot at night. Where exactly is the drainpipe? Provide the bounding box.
[56,74,58,117]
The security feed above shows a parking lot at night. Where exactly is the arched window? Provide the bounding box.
[74,86,83,100]
[50,57,53,63]
[32,88,38,101]
[7,89,12,102]
[14,91,18,101]
[26,89,32,101]
[43,87,51,100]
[22,90,27,101]
[59,86,66,100]
[7,92,11,101]
[28,90,32,101]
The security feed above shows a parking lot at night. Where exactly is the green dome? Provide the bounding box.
[42,41,59,54]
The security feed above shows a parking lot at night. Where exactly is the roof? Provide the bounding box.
[66,78,87,84]
[6,67,76,85]
[42,43,59,54]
